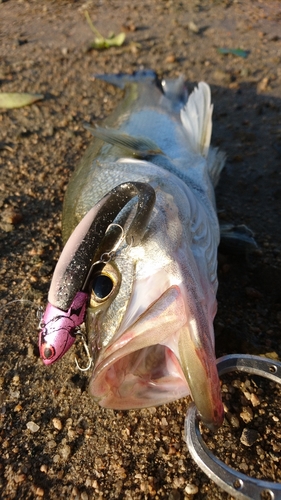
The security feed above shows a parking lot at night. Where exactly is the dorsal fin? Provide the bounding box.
[180,82,213,158]
[84,123,164,158]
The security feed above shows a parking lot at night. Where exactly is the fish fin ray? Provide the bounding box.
[161,75,188,107]
[219,223,258,255]
[180,82,213,158]
[84,124,164,158]
[206,147,226,187]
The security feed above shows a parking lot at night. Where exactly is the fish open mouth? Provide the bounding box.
[89,286,224,429]
[90,344,189,408]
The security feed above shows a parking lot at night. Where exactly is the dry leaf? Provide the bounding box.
[0,93,44,109]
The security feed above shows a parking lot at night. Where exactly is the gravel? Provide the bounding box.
[1,0,281,499]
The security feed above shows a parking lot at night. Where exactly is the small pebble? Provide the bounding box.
[168,489,181,500]
[40,464,48,473]
[239,461,249,472]
[250,393,260,407]
[240,406,253,423]
[71,486,79,497]
[52,417,63,430]
[257,76,269,93]
[243,391,252,401]
[47,439,57,449]
[226,412,240,428]
[240,428,259,447]
[184,483,199,495]
[35,487,44,497]
[14,473,26,483]
[67,428,76,440]
[26,421,40,433]
[188,21,199,33]
[60,444,71,460]
[161,417,168,427]
[14,404,23,412]
[92,479,99,489]
[1,208,23,225]
[10,389,20,399]
[27,344,35,358]
[168,445,177,455]
[165,54,176,64]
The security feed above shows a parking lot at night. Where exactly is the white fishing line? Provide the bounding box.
[0,298,43,334]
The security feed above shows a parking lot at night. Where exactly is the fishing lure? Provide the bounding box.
[39,181,156,364]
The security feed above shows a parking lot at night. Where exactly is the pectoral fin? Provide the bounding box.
[84,123,164,158]
[219,223,258,255]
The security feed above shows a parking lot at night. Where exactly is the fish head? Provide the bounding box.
[86,185,224,430]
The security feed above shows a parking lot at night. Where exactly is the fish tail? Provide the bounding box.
[93,70,157,89]
[94,71,188,109]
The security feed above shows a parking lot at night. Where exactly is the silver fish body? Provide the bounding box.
[60,71,225,428]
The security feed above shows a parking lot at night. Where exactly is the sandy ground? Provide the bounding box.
[0,0,281,499]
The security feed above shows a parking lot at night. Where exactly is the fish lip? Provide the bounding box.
[177,319,224,430]
[88,285,224,428]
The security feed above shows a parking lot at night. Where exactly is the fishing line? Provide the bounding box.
[0,299,43,317]
[0,299,43,336]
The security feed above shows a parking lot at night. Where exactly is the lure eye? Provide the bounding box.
[42,343,55,360]
[90,262,120,307]
[92,274,114,299]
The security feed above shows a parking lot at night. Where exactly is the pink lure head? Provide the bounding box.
[39,291,88,365]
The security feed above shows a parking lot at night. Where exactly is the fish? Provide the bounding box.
[39,70,226,429]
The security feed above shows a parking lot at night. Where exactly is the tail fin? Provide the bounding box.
[94,70,188,109]
[180,82,213,158]
[94,70,157,89]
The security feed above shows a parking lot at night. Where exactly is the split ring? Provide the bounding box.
[185,354,281,500]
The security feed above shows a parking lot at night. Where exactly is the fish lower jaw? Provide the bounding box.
[88,285,224,428]
[89,344,191,410]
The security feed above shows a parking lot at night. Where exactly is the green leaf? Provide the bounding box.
[91,37,107,50]
[85,10,126,50]
[104,32,126,48]
[0,93,44,109]
[217,47,249,58]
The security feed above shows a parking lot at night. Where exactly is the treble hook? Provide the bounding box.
[74,330,93,372]
[37,306,44,329]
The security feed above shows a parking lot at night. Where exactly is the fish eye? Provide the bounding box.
[90,262,120,307]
